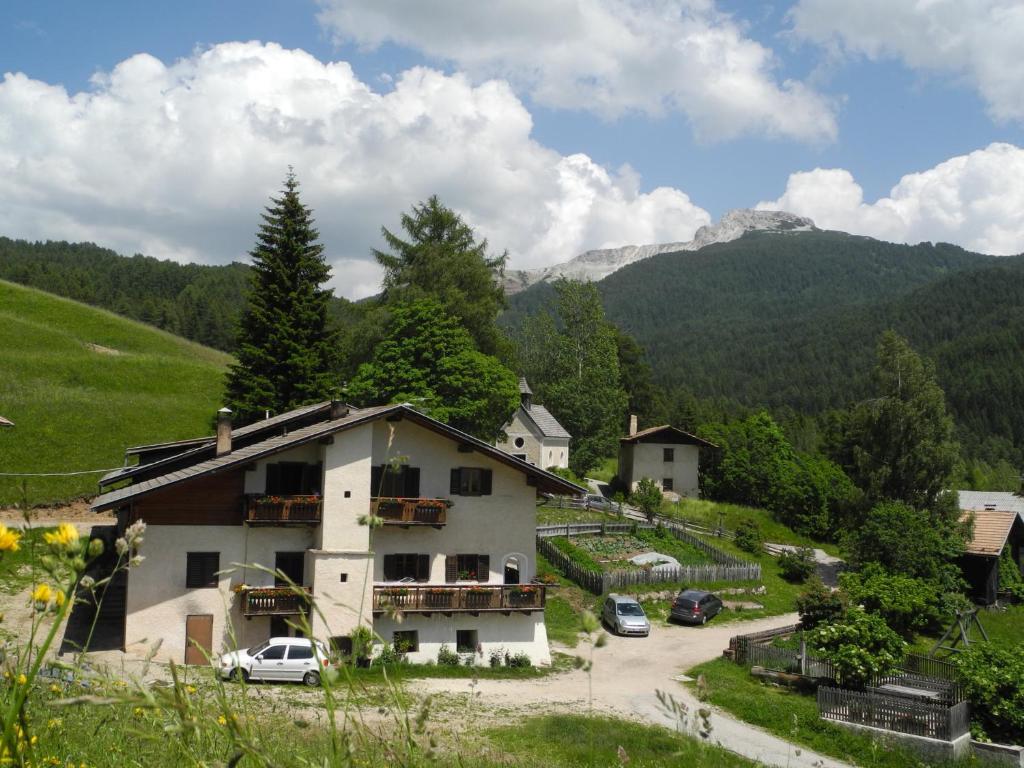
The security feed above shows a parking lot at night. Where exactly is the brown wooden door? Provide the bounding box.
[184,614,214,665]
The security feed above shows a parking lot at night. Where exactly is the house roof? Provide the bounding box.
[518,377,532,396]
[0,416,13,427]
[620,425,718,448]
[520,404,571,439]
[101,401,337,487]
[961,508,1024,556]
[958,490,1024,515]
[91,402,585,511]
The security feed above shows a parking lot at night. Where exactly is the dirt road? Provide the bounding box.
[413,613,853,768]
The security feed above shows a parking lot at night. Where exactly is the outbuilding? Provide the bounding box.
[618,416,717,499]
[959,491,1024,605]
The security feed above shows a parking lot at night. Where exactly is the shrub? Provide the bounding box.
[838,563,940,638]
[809,607,905,689]
[777,547,816,583]
[796,576,846,630]
[437,644,460,666]
[734,519,763,554]
[489,648,504,668]
[506,651,532,668]
[630,478,664,523]
[375,643,404,667]
[954,643,1024,744]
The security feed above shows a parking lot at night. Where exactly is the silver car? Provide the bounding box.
[601,594,650,636]
[219,637,328,686]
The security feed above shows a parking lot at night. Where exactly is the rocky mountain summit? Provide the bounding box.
[503,209,816,294]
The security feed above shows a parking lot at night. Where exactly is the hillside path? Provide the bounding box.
[412,612,853,768]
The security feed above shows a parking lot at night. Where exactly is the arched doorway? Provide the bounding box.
[503,553,527,585]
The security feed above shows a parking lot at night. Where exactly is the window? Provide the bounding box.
[330,636,353,657]
[270,617,290,637]
[663,448,674,462]
[393,630,419,653]
[260,644,286,660]
[662,478,673,492]
[450,467,492,496]
[275,551,305,586]
[456,629,478,654]
[446,554,489,582]
[287,644,313,660]
[370,464,421,498]
[266,462,322,495]
[513,436,525,448]
[186,552,219,588]
[382,553,430,581]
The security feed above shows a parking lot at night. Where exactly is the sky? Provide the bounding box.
[2,0,1023,299]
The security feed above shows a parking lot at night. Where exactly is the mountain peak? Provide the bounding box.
[503,209,816,294]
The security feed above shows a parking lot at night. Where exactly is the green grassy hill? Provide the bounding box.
[0,280,231,506]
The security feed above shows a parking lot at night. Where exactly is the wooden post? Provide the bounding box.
[799,633,807,676]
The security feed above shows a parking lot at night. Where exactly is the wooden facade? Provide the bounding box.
[130,470,246,525]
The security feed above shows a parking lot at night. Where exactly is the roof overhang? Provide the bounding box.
[960,508,1024,557]
[620,425,718,449]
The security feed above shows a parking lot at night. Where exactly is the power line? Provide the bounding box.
[0,468,121,477]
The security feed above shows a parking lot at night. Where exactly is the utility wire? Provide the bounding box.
[0,468,121,477]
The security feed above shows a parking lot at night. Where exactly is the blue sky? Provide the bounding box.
[2,0,1022,297]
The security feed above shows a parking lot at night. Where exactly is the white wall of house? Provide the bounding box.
[374,612,550,666]
[125,525,314,661]
[620,443,700,498]
[496,409,569,470]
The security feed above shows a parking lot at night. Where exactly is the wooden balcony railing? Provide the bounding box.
[239,587,312,616]
[372,584,546,614]
[245,495,322,525]
[372,498,449,527]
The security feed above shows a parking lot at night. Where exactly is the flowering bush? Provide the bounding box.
[954,643,1024,743]
[809,607,904,689]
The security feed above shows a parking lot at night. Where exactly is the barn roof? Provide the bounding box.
[961,508,1024,557]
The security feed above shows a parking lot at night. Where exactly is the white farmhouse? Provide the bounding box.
[495,378,571,470]
[91,401,582,665]
[618,415,717,499]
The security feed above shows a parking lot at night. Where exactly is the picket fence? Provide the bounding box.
[818,687,970,741]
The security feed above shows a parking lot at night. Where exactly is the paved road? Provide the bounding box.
[413,613,854,767]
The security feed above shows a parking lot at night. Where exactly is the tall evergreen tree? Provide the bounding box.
[224,171,338,423]
[374,195,508,356]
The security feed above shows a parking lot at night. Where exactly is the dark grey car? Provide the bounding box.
[670,589,723,625]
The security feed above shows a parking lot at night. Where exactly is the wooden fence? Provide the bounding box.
[535,534,760,596]
[745,641,836,680]
[818,687,970,741]
[536,522,650,538]
[902,653,960,682]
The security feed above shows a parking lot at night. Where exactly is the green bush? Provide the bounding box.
[505,651,532,668]
[954,643,1024,743]
[734,519,763,554]
[550,536,602,572]
[838,563,940,638]
[437,644,461,666]
[796,576,846,630]
[777,547,816,583]
[630,477,664,522]
[809,607,905,689]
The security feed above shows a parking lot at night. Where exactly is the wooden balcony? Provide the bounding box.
[372,498,449,528]
[245,495,322,525]
[240,587,311,616]
[372,584,546,615]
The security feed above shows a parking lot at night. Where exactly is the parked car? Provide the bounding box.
[601,594,651,636]
[586,494,615,512]
[670,589,723,625]
[220,637,329,685]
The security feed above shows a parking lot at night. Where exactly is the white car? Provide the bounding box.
[219,637,329,686]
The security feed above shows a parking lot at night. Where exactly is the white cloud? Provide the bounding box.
[790,0,1024,123]
[758,143,1024,255]
[0,42,711,299]
[316,0,837,142]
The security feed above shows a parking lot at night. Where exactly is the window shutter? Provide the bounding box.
[186,555,201,588]
[416,554,430,582]
[405,467,421,498]
[371,465,383,497]
[445,555,457,583]
[302,463,322,494]
[476,555,490,582]
[480,469,492,495]
[382,554,397,581]
[266,464,282,495]
[450,468,461,495]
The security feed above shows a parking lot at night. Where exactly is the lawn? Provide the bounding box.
[687,658,964,768]
[536,504,619,525]
[0,526,53,594]
[0,280,230,506]
[586,456,618,484]
[909,604,1024,655]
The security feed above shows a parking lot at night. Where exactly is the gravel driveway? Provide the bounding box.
[413,613,853,768]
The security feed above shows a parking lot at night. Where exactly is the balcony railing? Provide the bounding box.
[372,498,449,527]
[239,587,312,616]
[372,584,546,614]
[245,495,322,525]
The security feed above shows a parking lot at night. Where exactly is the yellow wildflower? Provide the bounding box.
[17,674,27,685]
[54,590,66,608]
[0,523,20,552]
[47,718,61,729]
[133,707,143,716]
[50,685,59,694]
[32,583,54,605]
[44,523,79,550]
[217,715,227,726]
[186,685,196,694]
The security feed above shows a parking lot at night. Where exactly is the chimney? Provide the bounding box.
[330,400,349,420]
[629,414,638,436]
[216,407,232,456]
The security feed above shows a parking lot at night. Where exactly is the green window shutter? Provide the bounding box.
[450,468,461,495]
[477,555,490,582]
[445,555,458,583]
[481,469,492,495]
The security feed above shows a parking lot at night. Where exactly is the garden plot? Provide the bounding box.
[571,530,713,571]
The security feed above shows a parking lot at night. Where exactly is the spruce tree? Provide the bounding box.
[224,171,338,424]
